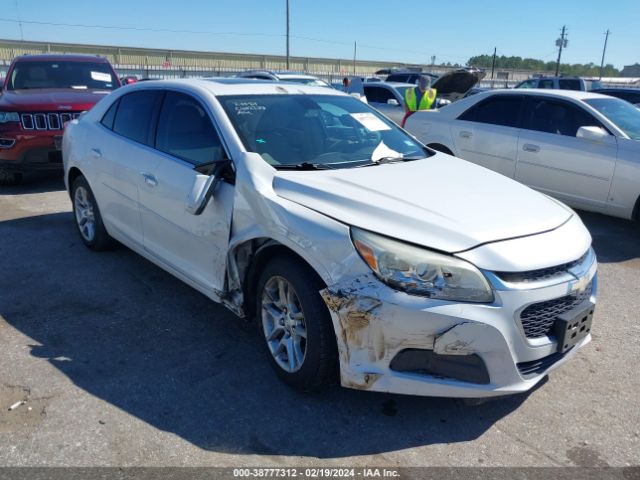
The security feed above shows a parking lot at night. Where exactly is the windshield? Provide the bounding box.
[585,98,640,141]
[219,94,428,168]
[8,61,117,90]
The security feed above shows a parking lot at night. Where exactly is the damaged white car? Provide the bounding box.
[63,79,597,398]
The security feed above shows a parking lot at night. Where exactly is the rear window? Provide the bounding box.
[8,60,117,90]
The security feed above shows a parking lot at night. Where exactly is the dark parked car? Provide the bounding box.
[591,88,640,107]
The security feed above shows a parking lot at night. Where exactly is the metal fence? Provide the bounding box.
[1,38,638,89]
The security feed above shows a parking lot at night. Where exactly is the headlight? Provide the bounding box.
[351,227,494,303]
[0,112,20,123]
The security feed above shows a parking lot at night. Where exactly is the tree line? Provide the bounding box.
[467,54,620,77]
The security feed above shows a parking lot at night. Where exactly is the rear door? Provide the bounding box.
[91,90,164,246]
[137,90,234,293]
[515,96,617,211]
[451,94,524,177]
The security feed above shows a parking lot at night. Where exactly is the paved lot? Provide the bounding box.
[0,176,639,467]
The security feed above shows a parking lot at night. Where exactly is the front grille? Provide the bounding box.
[497,250,589,284]
[519,281,593,339]
[517,348,572,377]
[21,112,81,131]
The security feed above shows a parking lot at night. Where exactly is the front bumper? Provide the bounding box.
[320,250,597,398]
[0,129,64,173]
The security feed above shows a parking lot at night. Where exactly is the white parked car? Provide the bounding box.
[63,79,597,398]
[235,70,332,88]
[406,89,640,220]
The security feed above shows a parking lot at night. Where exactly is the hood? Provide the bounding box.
[273,155,572,253]
[0,88,112,111]
[432,68,485,95]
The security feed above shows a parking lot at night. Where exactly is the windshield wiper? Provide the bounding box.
[274,162,335,171]
[355,155,425,167]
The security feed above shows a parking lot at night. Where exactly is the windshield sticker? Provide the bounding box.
[90,71,112,82]
[232,101,266,116]
[350,112,391,132]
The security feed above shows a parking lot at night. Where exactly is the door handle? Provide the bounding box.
[141,172,158,187]
[91,148,102,158]
[459,131,473,138]
[522,143,540,153]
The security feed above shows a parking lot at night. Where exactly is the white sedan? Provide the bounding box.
[405,89,640,220]
[63,79,596,398]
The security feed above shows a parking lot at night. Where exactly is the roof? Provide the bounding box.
[369,81,415,88]
[123,78,346,97]
[593,87,640,93]
[13,54,111,63]
[483,88,611,101]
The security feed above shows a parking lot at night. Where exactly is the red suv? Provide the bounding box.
[0,54,121,183]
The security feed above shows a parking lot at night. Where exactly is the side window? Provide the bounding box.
[156,91,224,166]
[526,98,602,137]
[113,91,162,145]
[538,79,555,89]
[100,99,119,130]
[517,80,537,89]
[559,79,581,90]
[364,86,395,104]
[458,96,523,128]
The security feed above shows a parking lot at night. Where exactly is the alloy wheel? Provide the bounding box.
[74,186,96,242]
[261,276,308,373]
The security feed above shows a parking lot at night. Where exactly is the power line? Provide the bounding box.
[0,17,283,38]
[0,16,475,64]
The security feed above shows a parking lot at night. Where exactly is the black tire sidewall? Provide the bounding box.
[255,256,338,390]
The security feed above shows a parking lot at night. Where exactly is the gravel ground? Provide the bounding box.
[0,176,638,467]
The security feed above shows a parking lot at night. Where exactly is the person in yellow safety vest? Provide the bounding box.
[401,75,437,128]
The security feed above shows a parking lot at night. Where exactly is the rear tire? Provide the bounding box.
[256,256,338,391]
[71,175,115,251]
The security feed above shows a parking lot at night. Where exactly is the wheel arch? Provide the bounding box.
[67,166,84,198]
[633,194,640,221]
[227,237,328,321]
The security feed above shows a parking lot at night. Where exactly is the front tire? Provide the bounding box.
[256,256,338,391]
[71,175,114,251]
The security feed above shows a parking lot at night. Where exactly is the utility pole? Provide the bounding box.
[599,29,611,79]
[285,0,290,70]
[555,25,568,76]
[353,41,357,75]
[490,47,497,86]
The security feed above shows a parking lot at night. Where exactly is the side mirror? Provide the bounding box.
[185,160,231,215]
[387,98,400,106]
[576,126,608,142]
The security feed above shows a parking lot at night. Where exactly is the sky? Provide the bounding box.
[1,0,638,68]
